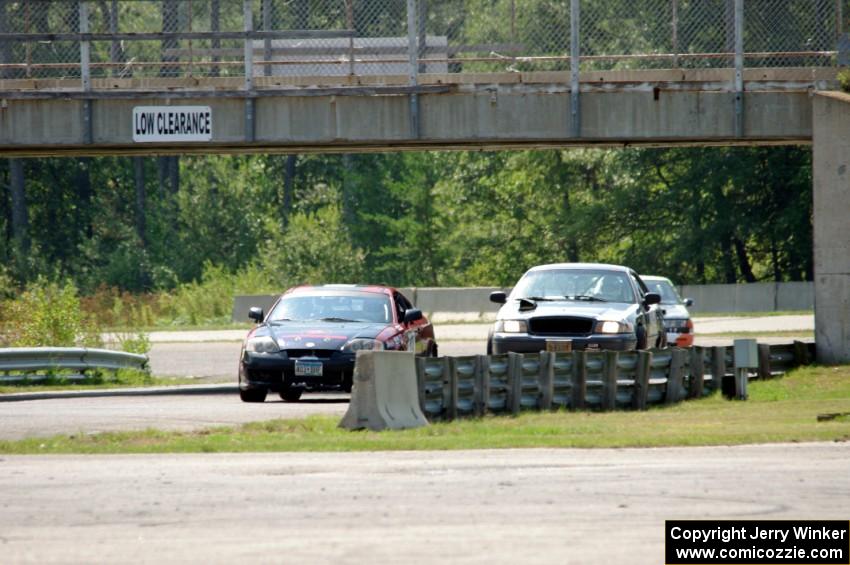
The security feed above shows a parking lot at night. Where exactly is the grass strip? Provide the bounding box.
[1,365,848,454]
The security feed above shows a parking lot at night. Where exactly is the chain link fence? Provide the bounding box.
[0,0,845,82]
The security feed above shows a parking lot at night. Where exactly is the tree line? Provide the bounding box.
[0,145,813,299]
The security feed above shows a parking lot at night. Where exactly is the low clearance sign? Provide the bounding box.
[132,106,212,142]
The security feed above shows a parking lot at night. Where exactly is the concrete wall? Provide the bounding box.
[679,282,813,313]
[812,92,850,363]
[231,294,281,322]
[232,283,813,322]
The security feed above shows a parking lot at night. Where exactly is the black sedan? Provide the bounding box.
[239,284,436,402]
[487,263,664,354]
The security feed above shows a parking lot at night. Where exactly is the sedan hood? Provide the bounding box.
[249,321,389,350]
[661,304,691,320]
[498,300,640,321]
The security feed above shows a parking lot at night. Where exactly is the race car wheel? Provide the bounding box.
[240,388,267,403]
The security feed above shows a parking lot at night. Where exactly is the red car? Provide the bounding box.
[239,284,437,402]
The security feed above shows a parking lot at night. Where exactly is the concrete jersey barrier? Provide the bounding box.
[339,350,429,431]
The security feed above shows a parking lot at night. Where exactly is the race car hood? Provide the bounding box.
[497,299,640,323]
[248,320,390,350]
[661,304,691,320]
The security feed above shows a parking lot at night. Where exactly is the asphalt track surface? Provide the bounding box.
[1,443,848,564]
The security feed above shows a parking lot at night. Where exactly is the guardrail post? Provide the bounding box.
[477,354,491,416]
[602,351,618,411]
[539,352,554,410]
[475,354,488,416]
[507,352,522,415]
[757,343,772,379]
[406,0,420,139]
[633,351,652,410]
[688,346,705,398]
[243,0,255,142]
[570,350,586,410]
[666,348,686,404]
[447,356,460,420]
[711,346,728,396]
[439,356,452,420]
[570,0,581,138]
[793,340,811,366]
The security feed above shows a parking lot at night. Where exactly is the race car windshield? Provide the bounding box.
[645,280,683,305]
[511,269,636,304]
[268,293,392,324]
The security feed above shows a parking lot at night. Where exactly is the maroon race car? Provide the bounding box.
[238,284,437,402]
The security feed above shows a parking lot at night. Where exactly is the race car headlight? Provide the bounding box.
[494,320,528,333]
[595,320,629,334]
[245,336,279,353]
[342,338,385,352]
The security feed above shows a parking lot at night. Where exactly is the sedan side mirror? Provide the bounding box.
[248,307,264,323]
[643,292,661,306]
[403,308,423,324]
[684,298,694,307]
[489,291,507,304]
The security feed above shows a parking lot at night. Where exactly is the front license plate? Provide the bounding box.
[545,340,573,353]
[294,359,323,377]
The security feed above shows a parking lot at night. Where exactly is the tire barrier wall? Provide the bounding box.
[339,350,429,431]
[413,341,815,421]
[0,347,149,384]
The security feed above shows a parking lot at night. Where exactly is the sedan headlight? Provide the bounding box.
[594,320,630,334]
[245,336,279,353]
[342,338,385,352]
[494,320,528,333]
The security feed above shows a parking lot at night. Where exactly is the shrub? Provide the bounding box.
[840,69,850,93]
[2,279,102,348]
[159,261,274,326]
[260,205,365,286]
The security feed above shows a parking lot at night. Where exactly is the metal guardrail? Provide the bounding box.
[0,347,149,383]
[415,341,815,420]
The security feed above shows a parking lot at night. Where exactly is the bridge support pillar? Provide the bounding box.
[812,92,850,363]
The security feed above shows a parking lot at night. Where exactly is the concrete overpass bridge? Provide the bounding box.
[1,0,849,362]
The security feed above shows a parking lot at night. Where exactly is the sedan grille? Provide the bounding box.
[284,349,336,359]
[529,316,594,336]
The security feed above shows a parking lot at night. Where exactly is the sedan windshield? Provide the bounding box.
[511,269,636,304]
[268,293,392,324]
[645,279,684,305]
